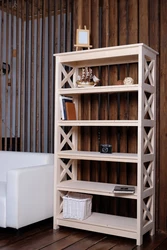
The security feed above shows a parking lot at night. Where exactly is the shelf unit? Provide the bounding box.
[53,43,158,245]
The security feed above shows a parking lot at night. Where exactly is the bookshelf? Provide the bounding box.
[53,43,158,245]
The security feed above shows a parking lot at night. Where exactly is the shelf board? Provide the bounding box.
[56,212,137,239]
[58,84,139,95]
[57,180,137,199]
[58,120,155,127]
[58,120,138,126]
[54,43,158,67]
[57,151,138,163]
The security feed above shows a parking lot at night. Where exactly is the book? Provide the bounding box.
[60,96,73,120]
[65,101,76,120]
[113,186,135,194]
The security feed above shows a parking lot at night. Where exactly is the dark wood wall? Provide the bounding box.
[75,0,163,232]
[0,0,167,232]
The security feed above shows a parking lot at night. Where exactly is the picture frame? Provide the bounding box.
[74,26,92,50]
[76,29,90,47]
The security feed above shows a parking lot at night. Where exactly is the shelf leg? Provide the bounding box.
[53,219,60,230]
[137,235,143,246]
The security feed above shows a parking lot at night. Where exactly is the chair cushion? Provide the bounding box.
[0,181,6,227]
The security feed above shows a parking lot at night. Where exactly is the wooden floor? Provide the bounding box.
[0,218,167,250]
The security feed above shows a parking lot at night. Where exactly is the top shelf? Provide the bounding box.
[54,43,158,67]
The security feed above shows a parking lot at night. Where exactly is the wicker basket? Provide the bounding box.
[63,192,92,220]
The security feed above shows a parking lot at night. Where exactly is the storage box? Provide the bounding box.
[63,192,92,220]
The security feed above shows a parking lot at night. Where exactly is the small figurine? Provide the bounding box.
[123,77,134,85]
[76,67,100,87]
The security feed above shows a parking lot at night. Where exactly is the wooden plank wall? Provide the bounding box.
[0,0,73,153]
[0,0,167,232]
[75,0,164,233]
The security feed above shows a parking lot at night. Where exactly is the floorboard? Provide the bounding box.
[0,218,167,250]
[154,238,167,250]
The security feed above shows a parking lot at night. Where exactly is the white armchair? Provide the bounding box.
[0,151,54,229]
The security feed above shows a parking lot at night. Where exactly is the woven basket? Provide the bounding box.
[63,192,92,220]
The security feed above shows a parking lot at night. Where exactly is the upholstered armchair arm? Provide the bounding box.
[6,164,54,229]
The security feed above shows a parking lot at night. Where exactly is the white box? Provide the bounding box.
[63,192,92,220]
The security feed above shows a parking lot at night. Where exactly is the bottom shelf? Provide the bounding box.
[55,212,137,240]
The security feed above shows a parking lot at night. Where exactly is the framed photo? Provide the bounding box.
[74,27,92,50]
[76,29,90,47]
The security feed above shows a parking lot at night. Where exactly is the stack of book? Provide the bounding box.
[113,186,135,194]
[60,96,76,120]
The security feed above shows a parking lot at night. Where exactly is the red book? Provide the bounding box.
[65,102,76,120]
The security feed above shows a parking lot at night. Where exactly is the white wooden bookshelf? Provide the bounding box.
[53,43,158,246]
